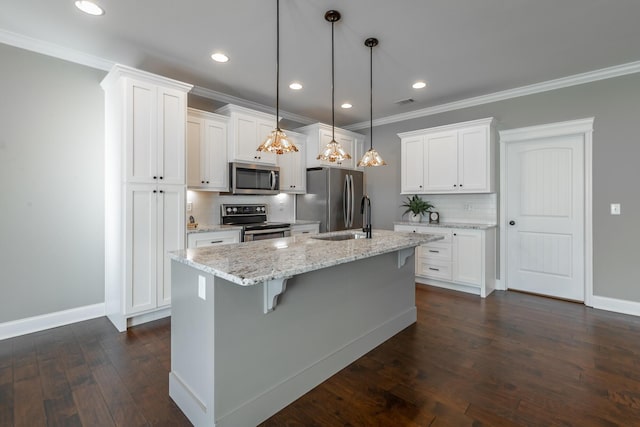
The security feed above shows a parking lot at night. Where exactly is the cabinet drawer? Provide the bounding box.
[417,260,452,281]
[419,243,451,261]
[187,230,240,248]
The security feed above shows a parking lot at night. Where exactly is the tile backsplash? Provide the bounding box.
[413,193,497,224]
[186,191,295,226]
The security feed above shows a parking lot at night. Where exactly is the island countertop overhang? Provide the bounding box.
[169,229,443,286]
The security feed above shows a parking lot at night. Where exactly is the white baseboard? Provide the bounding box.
[0,303,105,341]
[591,295,640,317]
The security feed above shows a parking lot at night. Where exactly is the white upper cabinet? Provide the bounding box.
[114,77,188,185]
[399,118,495,194]
[278,131,306,193]
[295,123,364,170]
[216,104,277,165]
[186,109,229,191]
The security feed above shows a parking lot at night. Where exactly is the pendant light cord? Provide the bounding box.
[275,0,280,129]
[369,43,373,151]
[331,19,335,142]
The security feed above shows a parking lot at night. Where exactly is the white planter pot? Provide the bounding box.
[409,213,422,223]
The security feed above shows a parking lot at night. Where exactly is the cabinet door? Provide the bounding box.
[126,79,157,183]
[126,185,158,314]
[157,185,185,307]
[424,130,458,192]
[335,133,355,169]
[256,119,277,165]
[186,116,203,187]
[157,87,186,185]
[279,136,306,193]
[203,119,228,190]
[458,126,489,192]
[233,114,276,165]
[452,230,483,285]
[401,136,425,193]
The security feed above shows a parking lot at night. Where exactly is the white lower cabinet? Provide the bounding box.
[126,184,185,314]
[395,224,496,297]
[291,223,320,236]
[187,229,241,248]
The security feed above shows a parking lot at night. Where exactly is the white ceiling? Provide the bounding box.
[2,0,640,127]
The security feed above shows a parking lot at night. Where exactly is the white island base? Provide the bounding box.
[169,249,417,426]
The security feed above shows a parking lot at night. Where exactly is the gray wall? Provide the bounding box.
[365,72,640,302]
[0,44,106,323]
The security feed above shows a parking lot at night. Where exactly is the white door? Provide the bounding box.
[506,134,584,301]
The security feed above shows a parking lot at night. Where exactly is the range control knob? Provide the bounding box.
[232,207,237,212]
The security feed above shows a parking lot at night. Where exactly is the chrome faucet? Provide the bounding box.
[361,195,372,238]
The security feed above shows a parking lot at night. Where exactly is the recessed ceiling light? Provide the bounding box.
[211,53,229,63]
[341,103,352,109]
[289,82,302,90]
[412,81,427,89]
[75,1,104,16]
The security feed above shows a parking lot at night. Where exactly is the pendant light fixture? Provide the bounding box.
[257,0,298,155]
[358,38,387,167]
[317,10,351,164]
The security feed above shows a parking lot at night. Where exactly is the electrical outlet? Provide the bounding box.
[198,275,206,300]
[610,203,621,215]
[187,202,193,212]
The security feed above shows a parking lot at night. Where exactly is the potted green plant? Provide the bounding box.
[401,195,434,223]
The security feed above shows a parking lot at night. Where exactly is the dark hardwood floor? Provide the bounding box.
[3,285,640,426]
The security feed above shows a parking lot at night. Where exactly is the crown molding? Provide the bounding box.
[0,28,114,71]
[345,60,640,131]
[191,86,316,126]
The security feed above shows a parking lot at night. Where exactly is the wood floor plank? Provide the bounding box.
[13,376,46,427]
[72,383,116,427]
[91,363,149,427]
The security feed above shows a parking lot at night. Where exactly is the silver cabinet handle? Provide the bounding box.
[429,267,440,271]
[428,250,440,253]
[210,240,223,244]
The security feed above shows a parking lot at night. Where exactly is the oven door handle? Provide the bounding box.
[244,227,291,236]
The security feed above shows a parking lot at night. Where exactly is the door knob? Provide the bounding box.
[509,220,516,226]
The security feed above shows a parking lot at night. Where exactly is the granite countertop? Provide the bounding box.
[169,229,442,286]
[394,221,497,230]
[187,224,243,234]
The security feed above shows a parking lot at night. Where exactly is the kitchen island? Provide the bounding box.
[168,229,442,426]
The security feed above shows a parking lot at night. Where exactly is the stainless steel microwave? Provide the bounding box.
[227,162,280,195]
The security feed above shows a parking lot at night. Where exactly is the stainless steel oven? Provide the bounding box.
[221,204,290,242]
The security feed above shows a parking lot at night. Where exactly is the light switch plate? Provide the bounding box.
[610,203,621,215]
[198,275,206,300]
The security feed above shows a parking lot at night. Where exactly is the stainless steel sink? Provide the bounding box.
[312,233,367,241]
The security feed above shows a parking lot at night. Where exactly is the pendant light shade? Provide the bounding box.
[257,0,298,155]
[317,10,351,163]
[358,37,386,167]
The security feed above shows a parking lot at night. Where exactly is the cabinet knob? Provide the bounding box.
[153,176,157,179]
[159,176,163,180]
[153,190,157,193]
[453,233,457,236]
[419,185,423,188]
[201,181,205,184]
[206,181,210,184]
[459,183,463,187]
[453,184,457,187]
[509,220,516,226]
[159,190,164,193]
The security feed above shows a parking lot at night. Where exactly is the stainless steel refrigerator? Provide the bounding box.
[296,167,364,233]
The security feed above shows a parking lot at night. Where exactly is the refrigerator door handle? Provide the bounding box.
[349,174,355,227]
[343,174,349,228]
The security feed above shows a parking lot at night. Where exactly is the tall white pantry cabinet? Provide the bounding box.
[101,64,192,332]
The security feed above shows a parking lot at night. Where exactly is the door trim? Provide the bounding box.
[498,118,594,306]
